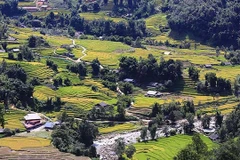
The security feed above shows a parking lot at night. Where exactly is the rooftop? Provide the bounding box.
[24,113,41,121]
[146,91,158,95]
[44,122,55,129]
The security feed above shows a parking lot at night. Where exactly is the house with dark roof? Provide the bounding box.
[204,64,212,68]
[209,133,219,141]
[94,102,109,109]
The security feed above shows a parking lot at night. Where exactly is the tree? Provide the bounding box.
[205,72,217,88]
[114,138,125,158]
[201,114,211,129]
[216,46,220,57]
[174,134,208,160]
[151,102,161,117]
[149,124,157,140]
[78,120,99,147]
[121,82,133,95]
[28,35,37,48]
[0,105,5,128]
[64,78,71,86]
[140,127,148,141]
[215,111,223,127]
[188,66,199,81]
[186,113,194,133]
[125,145,136,159]
[93,3,100,12]
[2,42,7,51]
[91,58,100,76]
[8,52,14,60]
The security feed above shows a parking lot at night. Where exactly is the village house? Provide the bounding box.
[22,7,40,12]
[204,64,212,68]
[24,113,43,129]
[12,48,20,52]
[209,133,219,141]
[94,102,110,110]
[44,121,55,130]
[145,91,163,97]
[123,78,135,84]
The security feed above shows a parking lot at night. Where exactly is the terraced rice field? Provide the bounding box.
[146,13,168,33]
[19,62,55,82]
[80,12,125,22]
[200,65,240,81]
[76,39,131,53]
[99,123,138,134]
[54,71,82,85]
[34,85,116,110]
[0,137,50,150]
[202,102,239,115]
[133,94,230,108]
[4,109,26,131]
[134,135,217,160]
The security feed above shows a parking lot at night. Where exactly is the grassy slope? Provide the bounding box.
[134,134,217,160]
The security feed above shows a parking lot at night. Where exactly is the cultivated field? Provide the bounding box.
[4,109,26,131]
[133,135,217,160]
[99,123,138,134]
[0,137,50,150]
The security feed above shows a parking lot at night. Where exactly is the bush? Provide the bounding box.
[170,129,176,136]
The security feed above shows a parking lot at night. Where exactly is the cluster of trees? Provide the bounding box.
[119,54,182,85]
[88,95,134,121]
[174,134,208,160]
[52,113,98,157]
[0,0,26,16]
[225,50,240,65]
[17,45,36,62]
[0,60,34,109]
[43,11,147,39]
[100,67,118,91]
[35,97,64,112]
[46,59,58,72]
[164,0,240,48]
[28,36,50,48]
[53,77,72,88]
[188,66,200,81]
[112,0,156,19]
[66,62,87,77]
[151,101,195,124]
[197,72,231,94]
[218,105,240,141]
[114,138,136,159]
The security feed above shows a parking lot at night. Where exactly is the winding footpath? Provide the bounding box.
[53,39,87,63]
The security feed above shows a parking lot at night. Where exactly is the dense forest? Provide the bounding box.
[163,0,240,48]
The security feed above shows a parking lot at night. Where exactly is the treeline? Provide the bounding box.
[112,0,156,19]
[176,105,240,160]
[0,60,33,109]
[20,11,147,39]
[164,0,240,48]
[119,54,182,84]
[52,113,98,157]
[0,0,26,16]
[197,72,232,95]
[218,105,240,142]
